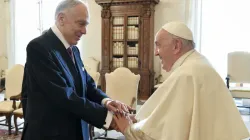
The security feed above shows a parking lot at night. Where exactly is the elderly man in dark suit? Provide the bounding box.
[21,0,131,140]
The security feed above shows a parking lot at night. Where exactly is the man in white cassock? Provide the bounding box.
[113,21,250,140]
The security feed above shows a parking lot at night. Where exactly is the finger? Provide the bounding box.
[113,101,124,113]
[127,105,134,111]
[120,111,126,117]
[114,113,120,119]
[118,104,124,113]
[108,104,119,113]
[122,104,129,113]
[113,115,119,122]
[119,112,125,119]
[110,102,122,113]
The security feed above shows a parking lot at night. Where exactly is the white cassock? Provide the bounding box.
[123,50,250,140]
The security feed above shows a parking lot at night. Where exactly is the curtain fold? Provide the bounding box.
[5,0,11,59]
[184,0,202,52]
[0,0,11,68]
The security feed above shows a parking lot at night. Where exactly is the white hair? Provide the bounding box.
[169,33,195,48]
[54,0,87,20]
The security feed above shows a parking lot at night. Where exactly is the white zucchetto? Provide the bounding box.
[162,21,193,41]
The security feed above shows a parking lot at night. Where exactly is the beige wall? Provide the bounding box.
[0,1,7,57]
[79,0,188,77]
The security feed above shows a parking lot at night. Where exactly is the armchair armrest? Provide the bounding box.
[10,94,21,109]
[0,78,5,92]
[226,75,230,88]
[10,94,21,101]
[129,97,136,114]
[0,87,5,93]
[130,97,136,108]
[155,74,162,84]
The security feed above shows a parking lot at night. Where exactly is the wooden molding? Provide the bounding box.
[96,0,159,6]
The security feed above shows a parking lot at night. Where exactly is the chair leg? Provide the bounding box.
[89,125,94,140]
[5,115,8,125]
[14,115,18,135]
[105,130,108,137]
[7,114,12,135]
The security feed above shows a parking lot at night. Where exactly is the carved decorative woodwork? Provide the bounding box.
[96,0,159,100]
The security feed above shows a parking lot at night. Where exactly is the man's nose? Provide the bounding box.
[81,27,87,34]
[154,48,159,56]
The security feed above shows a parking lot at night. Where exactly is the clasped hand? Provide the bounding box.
[104,100,137,134]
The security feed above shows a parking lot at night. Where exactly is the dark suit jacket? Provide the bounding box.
[21,29,108,140]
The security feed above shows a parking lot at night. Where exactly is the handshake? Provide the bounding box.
[104,100,137,134]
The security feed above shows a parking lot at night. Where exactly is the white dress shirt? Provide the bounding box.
[51,25,113,129]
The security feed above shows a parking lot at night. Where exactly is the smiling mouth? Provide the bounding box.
[76,36,81,40]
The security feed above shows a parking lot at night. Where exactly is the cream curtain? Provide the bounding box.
[184,0,202,52]
[157,0,202,82]
[0,0,11,67]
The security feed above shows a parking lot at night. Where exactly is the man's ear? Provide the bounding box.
[173,39,182,54]
[57,13,66,26]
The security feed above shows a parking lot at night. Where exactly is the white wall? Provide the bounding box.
[79,0,102,63]
[79,0,188,77]
[14,0,40,66]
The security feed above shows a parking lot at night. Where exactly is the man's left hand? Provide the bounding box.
[105,100,132,114]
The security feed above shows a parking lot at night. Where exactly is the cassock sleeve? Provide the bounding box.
[132,72,195,140]
[124,123,155,140]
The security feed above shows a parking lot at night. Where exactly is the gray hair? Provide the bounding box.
[169,33,195,48]
[54,0,85,20]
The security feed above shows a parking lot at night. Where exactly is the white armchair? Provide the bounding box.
[226,51,250,99]
[0,64,24,135]
[89,67,140,140]
[83,57,100,86]
[83,57,100,73]
[105,67,140,110]
[87,71,100,88]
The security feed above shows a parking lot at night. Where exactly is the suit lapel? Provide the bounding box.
[45,29,79,89]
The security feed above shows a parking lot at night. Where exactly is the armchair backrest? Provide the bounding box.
[5,64,24,99]
[105,67,140,109]
[84,57,101,86]
[227,51,250,83]
[84,57,100,72]
[88,71,100,87]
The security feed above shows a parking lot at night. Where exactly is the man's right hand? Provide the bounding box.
[113,113,132,134]
[109,118,119,131]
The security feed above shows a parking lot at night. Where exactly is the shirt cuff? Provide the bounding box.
[103,111,113,129]
[101,98,112,106]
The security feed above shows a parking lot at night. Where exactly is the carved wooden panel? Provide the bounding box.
[96,0,158,100]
